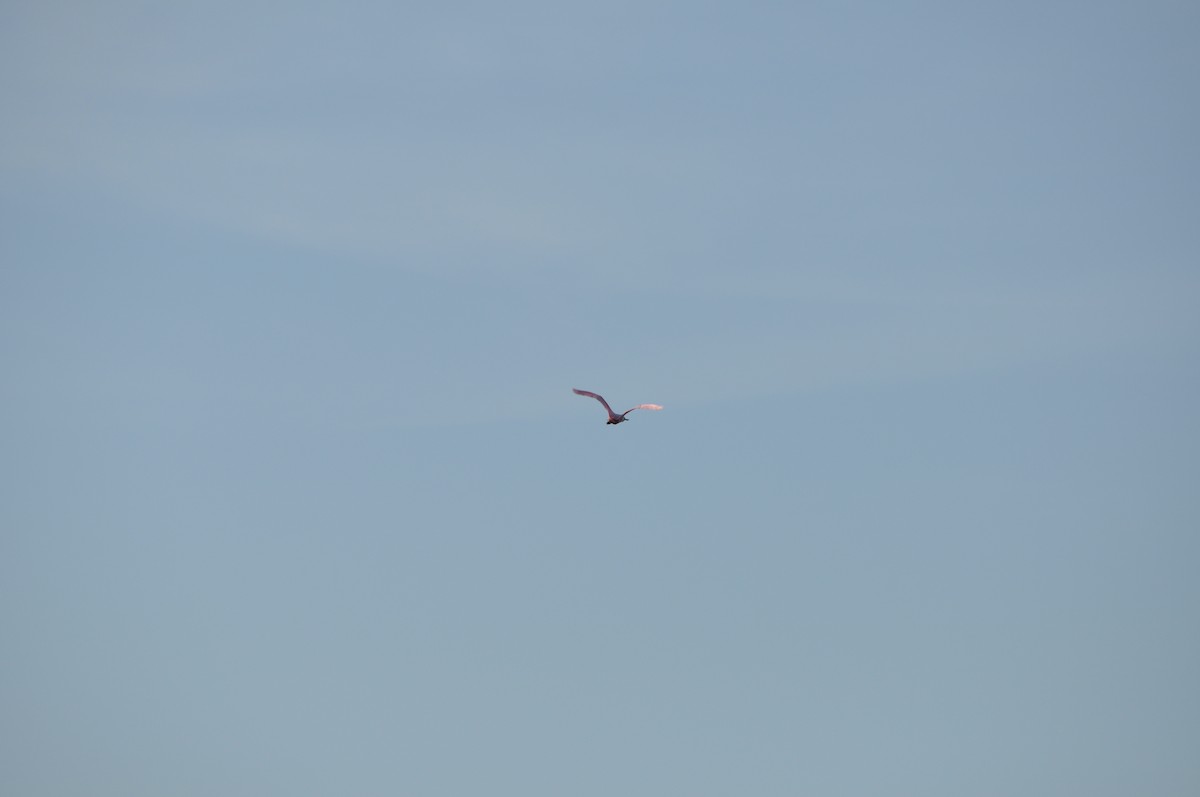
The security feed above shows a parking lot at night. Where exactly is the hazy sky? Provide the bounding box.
[2,2,1198,795]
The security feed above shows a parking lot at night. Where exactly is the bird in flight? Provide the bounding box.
[573,388,663,425]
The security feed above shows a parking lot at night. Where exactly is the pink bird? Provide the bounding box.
[573,388,663,425]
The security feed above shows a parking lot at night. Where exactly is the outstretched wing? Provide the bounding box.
[622,403,664,416]
[573,388,620,420]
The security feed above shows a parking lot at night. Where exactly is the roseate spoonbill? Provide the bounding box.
[573,388,663,425]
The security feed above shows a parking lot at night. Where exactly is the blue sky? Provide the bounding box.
[2,2,1198,795]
